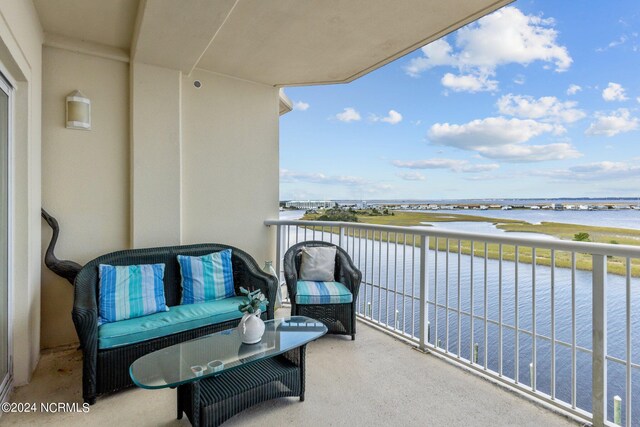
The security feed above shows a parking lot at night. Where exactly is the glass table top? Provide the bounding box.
[129,316,327,389]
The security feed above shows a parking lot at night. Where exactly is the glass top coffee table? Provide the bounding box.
[130,316,327,426]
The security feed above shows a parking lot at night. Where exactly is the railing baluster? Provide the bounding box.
[394,232,398,330]
[434,238,439,345]
[515,245,519,384]
[571,252,577,409]
[483,242,488,369]
[386,231,390,327]
[625,257,631,427]
[419,235,428,351]
[551,249,556,400]
[364,229,369,317]
[371,229,376,321]
[378,231,382,324]
[275,224,282,284]
[499,244,503,377]
[457,240,462,358]
[470,241,474,363]
[592,254,607,427]
[402,233,407,334]
[532,247,537,391]
[445,239,450,352]
[412,234,416,337]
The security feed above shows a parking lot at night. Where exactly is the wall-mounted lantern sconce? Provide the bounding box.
[66,90,91,130]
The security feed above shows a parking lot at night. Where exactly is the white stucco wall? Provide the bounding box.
[130,62,181,248]
[181,70,279,266]
[40,46,130,349]
[38,64,279,350]
[0,0,43,385]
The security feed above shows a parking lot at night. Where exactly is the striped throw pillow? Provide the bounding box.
[98,263,169,325]
[177,249,235,304]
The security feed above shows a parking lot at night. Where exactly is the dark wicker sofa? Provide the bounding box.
[72,243,277,405]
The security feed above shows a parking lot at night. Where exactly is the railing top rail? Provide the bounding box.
[265,219,640,258]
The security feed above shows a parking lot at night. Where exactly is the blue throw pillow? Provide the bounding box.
[98,263,169,325]
[177,249,235,304]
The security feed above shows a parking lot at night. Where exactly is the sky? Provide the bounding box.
[279,0,640,201]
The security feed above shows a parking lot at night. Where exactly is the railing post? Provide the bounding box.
[275,224,282,284]
[338,225,344,249]
[592,254,607,427]
[419,235,428,351]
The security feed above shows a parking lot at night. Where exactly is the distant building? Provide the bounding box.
[285,200,334,209]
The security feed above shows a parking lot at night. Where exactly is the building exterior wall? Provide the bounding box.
[181,70,279,266]
[38,63,279,351]
[40,46,130,349]
[0,0,43,385]
[130,62,181,248]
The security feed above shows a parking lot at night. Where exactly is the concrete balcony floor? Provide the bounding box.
[4,310,581,427]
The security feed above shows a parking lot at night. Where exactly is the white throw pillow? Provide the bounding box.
[299,246,336,282]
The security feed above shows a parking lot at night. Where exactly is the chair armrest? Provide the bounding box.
[283,248,299,304]
[336,250,362,301]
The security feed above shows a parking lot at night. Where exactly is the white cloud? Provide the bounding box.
[397,171,427,181]
[566,84,582,95]
[534,161,640,181]
[405,6,572,92]
[441,73,498,92]
[513,74,526,85]
[597,35,628,52]
[496,94,586,123]
[293,101,309,111]
[280,169,367,186]
[429,117,554,147]
[602,82,628,102]
[473,142,580,161]
[585,108,638,137]
[280,169,392,194]
[392,158,499,173]
[371,110,403,124]
[427,117,581,162]
[335,107,361,122]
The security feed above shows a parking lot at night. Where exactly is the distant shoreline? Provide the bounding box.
[300,210,640,277]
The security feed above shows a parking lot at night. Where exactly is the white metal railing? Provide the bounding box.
[266,219,640,427]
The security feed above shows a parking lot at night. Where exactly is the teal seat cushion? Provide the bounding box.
[98,297,265,350]
[295,281,353,305]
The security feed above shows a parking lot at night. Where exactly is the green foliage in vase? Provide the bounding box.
[238,287,268,314]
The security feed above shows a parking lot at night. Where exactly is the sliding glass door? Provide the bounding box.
[0,75,11,398]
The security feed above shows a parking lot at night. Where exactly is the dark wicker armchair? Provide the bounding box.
[284,241,361,340]
[73,243,277,404]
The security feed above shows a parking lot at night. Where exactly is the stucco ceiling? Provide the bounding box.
[33,0,139,50]
[34,0,513,87]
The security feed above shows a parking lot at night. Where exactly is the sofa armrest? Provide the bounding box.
[72,266,99,403]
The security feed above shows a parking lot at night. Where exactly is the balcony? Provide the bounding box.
[266,219,640,427]
[5,308,577,427]
[5,219,636,426]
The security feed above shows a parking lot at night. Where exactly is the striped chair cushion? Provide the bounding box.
[177,249,235,304]
[98,263,169,325]
[295,281,353,305]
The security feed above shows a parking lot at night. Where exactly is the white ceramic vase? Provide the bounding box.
[238,309,265,344]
